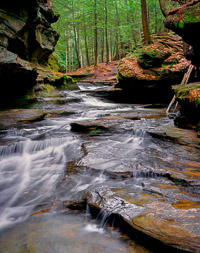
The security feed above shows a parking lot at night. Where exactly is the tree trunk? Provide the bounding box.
[80,48,83,68]
[155,3,158,34]
[73,24,81,69]
[94,0,98,66]
[105,0,109,64]
[65,30,68,73]
[101,28,104,63]
[141,0,151,44]
[115,0,120,60]
[68,32,71,72]
[71,41,74,71]
[84,25,90,67]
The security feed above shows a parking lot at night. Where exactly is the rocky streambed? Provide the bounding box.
[0,82,200,252]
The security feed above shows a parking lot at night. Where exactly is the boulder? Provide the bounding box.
[0,109,46,129]
[70,120,114,134]
[173,82,200,133]
[117,34,189,103]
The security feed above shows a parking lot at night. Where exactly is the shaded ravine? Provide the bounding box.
[0,82,200,252]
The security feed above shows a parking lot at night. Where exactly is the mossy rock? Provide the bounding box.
[36,84,62,98]
[70,122,114,133]
[49,75,78,90]
[48,55,60,72]
[173,83,200,133]
[173,83,200,105]
[138,49,171,69]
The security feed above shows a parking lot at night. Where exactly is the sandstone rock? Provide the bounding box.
[173,82,200,132]
[160,1,200,134]
[0,109,46,129]
[70,120,114,133]
[117,34,189,103]
[163,0,200,66]
[0,48,38,108]
[0,0,59,107]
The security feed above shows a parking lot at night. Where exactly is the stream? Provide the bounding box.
[0,82,200,252]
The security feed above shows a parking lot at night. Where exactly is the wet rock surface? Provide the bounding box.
[0,82,199,252]
[0,212,140,253]
[0,109,46,129]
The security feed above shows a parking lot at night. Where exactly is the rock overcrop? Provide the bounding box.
[117,33,189,103]
[163,0,200,66]
[173,82,200,135]
[0,0,59,107]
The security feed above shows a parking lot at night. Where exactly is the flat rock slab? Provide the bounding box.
[66,110,200,252]
[87,181,200,252]
[70,120,114,133]
[148,125,200,148]
[0,109,46,129]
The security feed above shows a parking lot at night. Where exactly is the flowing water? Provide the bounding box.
[0,82,199,252]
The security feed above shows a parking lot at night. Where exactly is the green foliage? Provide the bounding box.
[179,21,184,29]
[174,21,178,28]
[51,0,165,70]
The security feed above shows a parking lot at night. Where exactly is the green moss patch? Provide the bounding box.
[138,49,171,69]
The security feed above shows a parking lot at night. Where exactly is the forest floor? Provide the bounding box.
[66,61,119,83]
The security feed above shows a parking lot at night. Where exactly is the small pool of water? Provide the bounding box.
[0,211,149,253]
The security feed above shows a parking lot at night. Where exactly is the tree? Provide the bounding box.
[52,0,165,70]
[141,0,151,44]
[105,0,109,64]
[94,0,98,66]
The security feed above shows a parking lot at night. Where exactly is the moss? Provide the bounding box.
[48,74,77,90]
[137,49,171,69]
[48,55,60,72]
[174,84,200,104]
[184,3,200,24]
[179,21,184,29]
[118,72,128,79]
[89,129,107,134]
[36,84,61,98]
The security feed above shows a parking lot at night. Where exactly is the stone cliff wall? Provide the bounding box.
[161,0,200,134]
[0,0,59,107]
[162,0,200,66]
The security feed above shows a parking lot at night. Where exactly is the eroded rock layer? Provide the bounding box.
[163,0,200,66]
[0,0,59,107]
[117,34,189,103]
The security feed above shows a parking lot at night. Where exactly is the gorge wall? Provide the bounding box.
[161,0,200,66]
[0,0,59,107]
[160,0,200,133]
